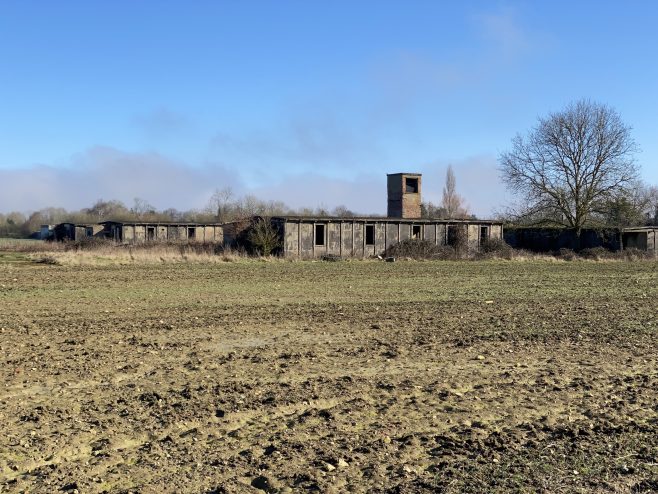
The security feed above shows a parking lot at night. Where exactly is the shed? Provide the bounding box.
[53,223,103,241]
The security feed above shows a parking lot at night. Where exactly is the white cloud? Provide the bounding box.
[0,146,237,212]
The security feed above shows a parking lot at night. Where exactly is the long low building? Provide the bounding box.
[268,216,502,258]
[99,221,224,243]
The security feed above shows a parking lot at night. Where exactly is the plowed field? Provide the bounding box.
[1,256,657,493]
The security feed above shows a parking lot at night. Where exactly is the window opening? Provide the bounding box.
[147,227,155,241]
[365,224,375,245]
[412,225,421,239]
[405,177,419,193]
[314,224,326,246]
[188,227,196,240]
[480,226,489,243]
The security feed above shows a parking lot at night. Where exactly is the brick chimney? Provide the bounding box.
[387,173,422,218]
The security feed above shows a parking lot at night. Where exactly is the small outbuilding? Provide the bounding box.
[622,227,658,252]
[53,223,103,241]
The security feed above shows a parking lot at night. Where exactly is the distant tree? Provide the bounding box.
[261,200,289,217]
[162,208,184,221]
[441,166,468,218]
[297,207,315,216]
[314,205,330,217]
[206,187,234,222]
[645,185,658,225]
[24,211,48,234]
[499,100,639,238]
[1,211,28,237]
[85,199,128,221]
[332,205,355,217]
[599,181,658,227]
[420,201,446,219]
[131,197,156,220]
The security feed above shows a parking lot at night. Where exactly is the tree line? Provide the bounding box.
[0,194,364,239]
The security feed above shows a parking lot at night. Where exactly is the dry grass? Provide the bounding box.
[2,237,654,265]
[0,238,64,252]
[28,244,272,265]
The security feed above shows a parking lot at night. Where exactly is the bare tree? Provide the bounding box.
[499,100,639,237]
[206,187,234,222]
[84,199,128,221]
[441,165,467,219]
[131,197,156,220]
[332,205,355,217]
[247,217,282,256]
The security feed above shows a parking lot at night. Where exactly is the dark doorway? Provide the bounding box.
[365,224,375,245]
[623,232,647,250]
[314,224,326,246]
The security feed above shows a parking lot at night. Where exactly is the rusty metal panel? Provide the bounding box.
[327,223,341,255]
[285,222,299,256]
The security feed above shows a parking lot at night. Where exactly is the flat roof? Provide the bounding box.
[272,216,502,224]
[622,227,658,232]
[99,221,224,226]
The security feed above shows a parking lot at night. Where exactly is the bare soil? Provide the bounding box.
[1,256,657,493]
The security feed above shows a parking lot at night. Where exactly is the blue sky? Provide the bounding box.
[1,1,657,216]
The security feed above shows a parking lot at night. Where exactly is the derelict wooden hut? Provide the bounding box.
[270,216,503,258]
[100,221,223,243]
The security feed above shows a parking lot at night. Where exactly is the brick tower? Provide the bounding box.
[387,173,422,218]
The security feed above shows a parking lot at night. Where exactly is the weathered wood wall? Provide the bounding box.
[281,219,504,258]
